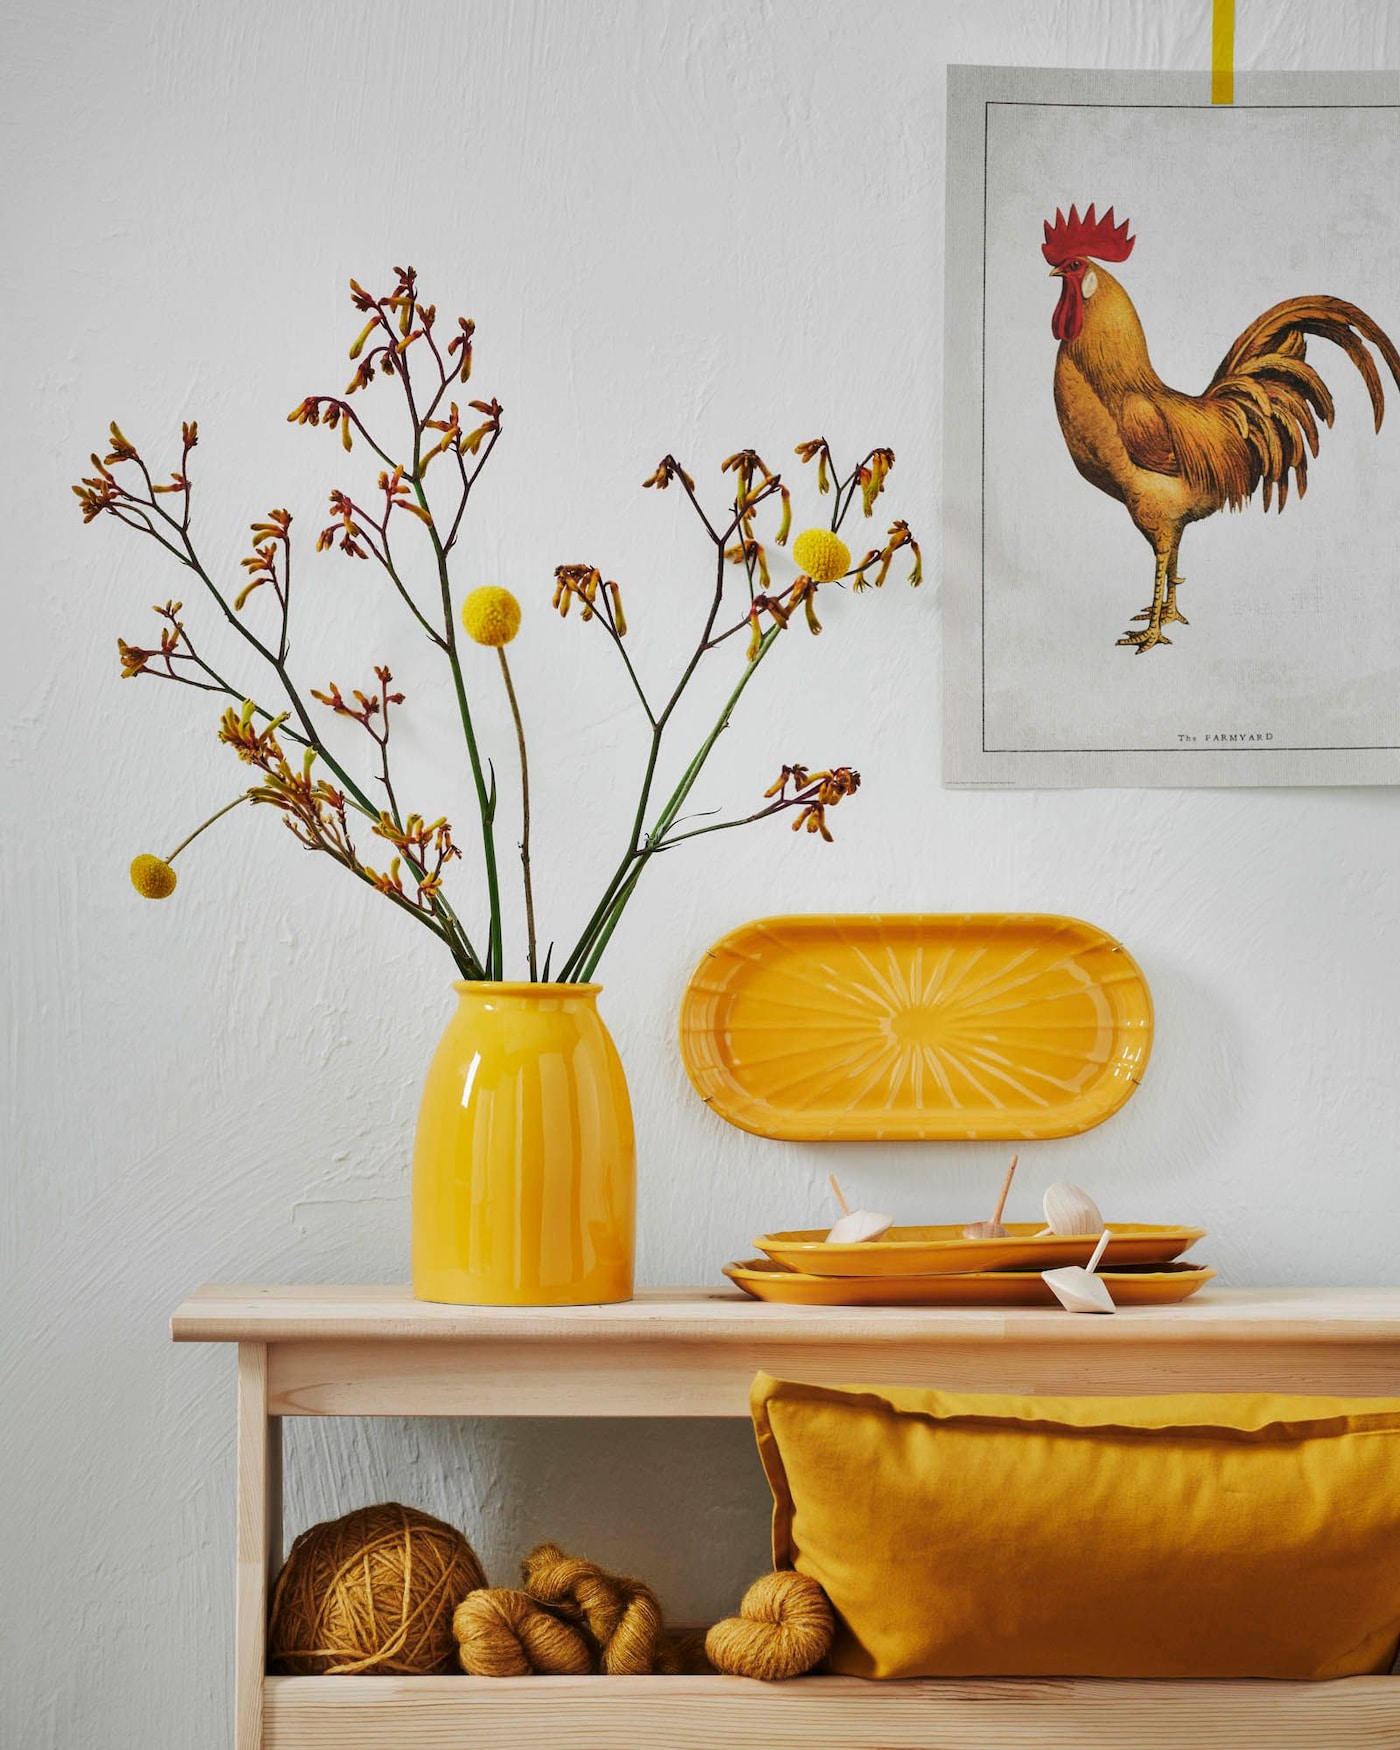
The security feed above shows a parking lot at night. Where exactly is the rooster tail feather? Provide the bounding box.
[1193,295,1400,512]
[1212,296,1400,419]
[1235,353,1333,436]
[1308,317,1389,430]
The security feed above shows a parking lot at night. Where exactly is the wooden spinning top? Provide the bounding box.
[825,1174,892,1244]
[1040,1181,1104,1236]
[1042,1229,1116,1313]
[964,1155,1019,1239]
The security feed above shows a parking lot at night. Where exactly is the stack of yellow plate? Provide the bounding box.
[725,1223,1213,1307]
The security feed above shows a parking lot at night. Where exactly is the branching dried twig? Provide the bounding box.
[79,269,918,982]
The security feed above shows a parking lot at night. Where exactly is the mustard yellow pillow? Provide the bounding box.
[751,1373,1400,1679]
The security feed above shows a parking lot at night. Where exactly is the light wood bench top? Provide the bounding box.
[172,1283,1400,1344]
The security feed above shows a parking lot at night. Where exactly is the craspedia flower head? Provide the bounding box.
[461,586,521,647]
[130,854,177,900]
[792,528,850,584]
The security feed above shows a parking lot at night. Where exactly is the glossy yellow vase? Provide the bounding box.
[412,983,635,1305]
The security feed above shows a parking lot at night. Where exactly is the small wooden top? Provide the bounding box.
[171,1284,1400,1346]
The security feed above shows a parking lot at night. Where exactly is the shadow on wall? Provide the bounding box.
[1126,951,1247,1193]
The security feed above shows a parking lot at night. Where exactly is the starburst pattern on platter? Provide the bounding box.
[680,914,1152,1141]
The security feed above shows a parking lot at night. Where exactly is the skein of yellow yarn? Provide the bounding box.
[522,1543,674,1675]
[453,1544,685,1676]
[268,1503,486,1675]
[705,1571,834,1680]
[453,1588,593,1677]
[450,1544,834,1682]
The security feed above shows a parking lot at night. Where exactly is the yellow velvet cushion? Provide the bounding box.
[751,1373,1400,1679]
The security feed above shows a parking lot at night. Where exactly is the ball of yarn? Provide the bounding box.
[268,1503,485,1675]
[704,1571,834,1680]
[454,1588,593,1677]
[522,1542,674,1675]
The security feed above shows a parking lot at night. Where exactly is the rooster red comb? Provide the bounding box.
[1042,204,1135,267]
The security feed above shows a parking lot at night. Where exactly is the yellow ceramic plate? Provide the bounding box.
[725,1257,1218,1308]
[679,914,1152,1141]
[755,1223,1205,1279]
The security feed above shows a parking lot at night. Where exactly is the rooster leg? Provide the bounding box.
[1163,532,1190,623]
[1118,550,1174,652]
[1132,576,1189,626]
[1135,538,1190,626]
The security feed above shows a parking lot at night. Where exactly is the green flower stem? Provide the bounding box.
[648,800,788,850]
[558,723,663,982]
[164,792,250,862]
[574,622,783,981]
[650,623,781,840]
[497,646,538,982]
[412,473,504,980]
[557,540,741,981]
[595,587,655,725]
[374,537,444,648]
[377,294,503,979]
[577,859,646,983]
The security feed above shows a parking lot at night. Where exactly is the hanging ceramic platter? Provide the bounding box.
[723,1257,1217,1308]
[679,914,1152,1141]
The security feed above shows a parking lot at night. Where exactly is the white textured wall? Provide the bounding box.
[5,1,1400,1742]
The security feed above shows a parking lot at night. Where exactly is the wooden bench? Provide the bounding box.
[171,1284,1400,1748]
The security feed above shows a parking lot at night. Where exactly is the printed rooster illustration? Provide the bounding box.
[1043,204,1400,651]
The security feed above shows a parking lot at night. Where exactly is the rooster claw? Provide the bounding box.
[1131,606,1189,626]
[1117,628,1173,651]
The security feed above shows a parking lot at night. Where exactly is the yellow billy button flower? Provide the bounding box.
[130,853,177,900]
[461,585,522,647]
[128,793,250,902]
[791,528,850,584]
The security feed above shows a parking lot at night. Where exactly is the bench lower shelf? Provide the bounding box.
[262,1672,1400,1749]
[174,1291,1400,1749]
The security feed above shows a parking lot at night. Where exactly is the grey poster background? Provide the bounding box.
[943,66,1400,787]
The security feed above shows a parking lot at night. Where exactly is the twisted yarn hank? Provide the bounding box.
[268,1502,486,1676]
[705,1571,834,1680]
[522,1543,674,1675]
[453,1588,593,1677]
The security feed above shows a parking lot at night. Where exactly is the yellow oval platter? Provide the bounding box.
[755,1222,1204,1279]
[679,914,1153,1141]
[724,1257,1218,1309]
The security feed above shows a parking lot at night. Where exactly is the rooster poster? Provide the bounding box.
[943,66,1400,786]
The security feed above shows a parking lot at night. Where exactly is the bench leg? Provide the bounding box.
[236,1343,282,1750]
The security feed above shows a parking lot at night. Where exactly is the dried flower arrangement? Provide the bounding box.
[76,267,920,982]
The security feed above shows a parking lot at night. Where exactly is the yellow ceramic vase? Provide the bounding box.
[412,982,635,1305]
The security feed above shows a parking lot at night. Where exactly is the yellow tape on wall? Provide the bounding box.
[1213,0,1235,104]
